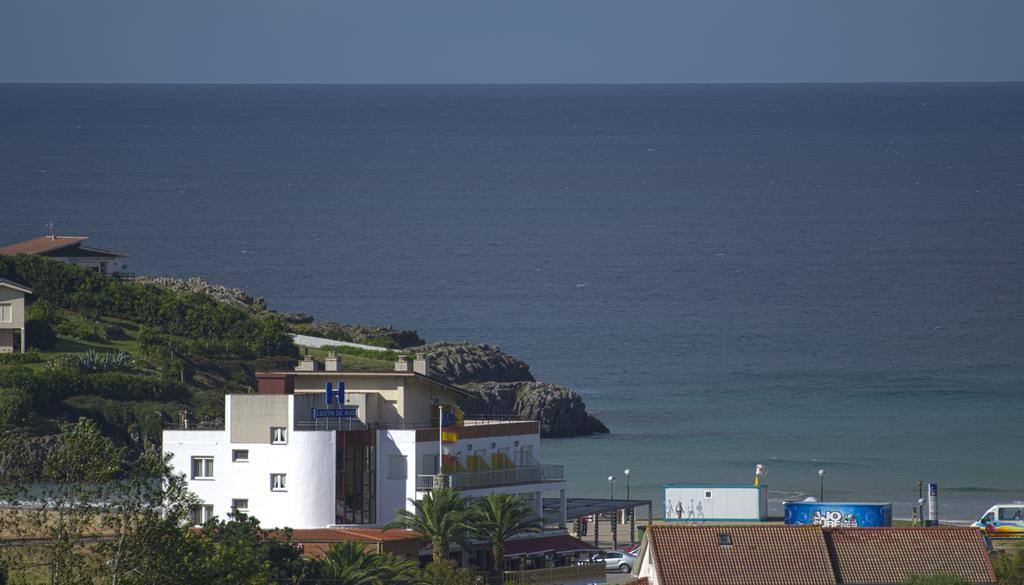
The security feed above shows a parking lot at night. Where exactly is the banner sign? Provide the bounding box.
[325,381,345,405]
[314,381,355,418]
[313,407,357,418]
[784,501,892,527]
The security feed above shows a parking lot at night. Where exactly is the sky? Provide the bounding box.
[1,0,1023,84]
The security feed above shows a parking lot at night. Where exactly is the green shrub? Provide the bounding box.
[322,345,398,362]
[25,318,57,350]
[0,351,43,365]
[364,335,399,349]
[994,542,1024,585]
[0,386,33,425]
[84,372,188,402]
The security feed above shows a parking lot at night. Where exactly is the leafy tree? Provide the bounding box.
[384,487,473,564]
[179,515,309,585]
[0,418,197,585]
[468,492,540,580]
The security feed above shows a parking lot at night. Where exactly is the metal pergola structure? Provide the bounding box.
[542,497,652,550]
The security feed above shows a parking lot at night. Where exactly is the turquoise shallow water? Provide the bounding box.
[3,83,1023,522]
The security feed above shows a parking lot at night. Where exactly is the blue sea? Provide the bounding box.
[2,83,1023,521]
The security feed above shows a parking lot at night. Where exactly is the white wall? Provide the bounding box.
[378,429,418,525]
[163,398,338,529]
[663,486,765,521]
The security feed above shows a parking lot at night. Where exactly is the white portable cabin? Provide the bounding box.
[664,484,767,522]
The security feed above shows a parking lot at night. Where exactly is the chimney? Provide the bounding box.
[394,354,413,372]
[413,353,430,376]
[179,409,191,430]
[325,351,341,372]
[294,354,320,372]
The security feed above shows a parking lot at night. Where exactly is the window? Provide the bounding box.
[191,456,214,480]
[0,304,11,323]
[231,499,249,515]
[388,455,408,479]
[271,427,287,444]
[271,473,287,491]
[421,454,438,475]
[999,507,1023,521]
[718,533,733,547]
[232,449,249,462]
[189,504,214,526]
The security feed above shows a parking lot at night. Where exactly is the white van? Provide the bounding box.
[973,504,1024,538]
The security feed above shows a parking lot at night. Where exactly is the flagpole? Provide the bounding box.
[438,404,444,484]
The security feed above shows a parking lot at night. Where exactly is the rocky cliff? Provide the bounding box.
[136,276,268,311]
[412,341,535,385]
[459,382,610,438]
[411,341,608,438]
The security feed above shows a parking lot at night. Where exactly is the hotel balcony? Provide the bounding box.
[416,464,565,491]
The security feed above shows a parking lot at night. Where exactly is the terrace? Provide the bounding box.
[416,464,565,491]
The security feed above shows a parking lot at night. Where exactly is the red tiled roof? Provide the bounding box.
[0,236,87,255]
[0,235,126,258]
[647,524,837,585]
[825,527,997,585]
[277,527,421,543]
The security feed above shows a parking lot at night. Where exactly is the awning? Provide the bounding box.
[497,534,604,558]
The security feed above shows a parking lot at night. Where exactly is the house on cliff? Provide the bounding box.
[0,234,129,277]
[0,278,32,353]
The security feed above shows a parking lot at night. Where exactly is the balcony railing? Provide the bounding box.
[416,465,565,491]
[293,417,530,432]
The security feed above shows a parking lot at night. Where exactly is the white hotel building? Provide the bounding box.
[163,354,569,531]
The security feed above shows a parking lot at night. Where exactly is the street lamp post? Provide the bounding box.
[608,475,617,549]
[624,469,634,546]
[818,469,825,502]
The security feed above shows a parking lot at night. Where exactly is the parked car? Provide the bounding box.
[590,550,635,573]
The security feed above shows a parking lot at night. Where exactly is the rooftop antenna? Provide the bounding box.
[45,221,56,239]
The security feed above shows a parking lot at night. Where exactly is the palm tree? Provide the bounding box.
[468,493,541,582]
[383,487,474,564]
[314,541,419,585]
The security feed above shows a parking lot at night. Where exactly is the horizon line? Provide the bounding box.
[2,80,1024,87]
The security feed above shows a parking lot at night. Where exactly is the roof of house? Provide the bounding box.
[647,524,837,585]
[284,527,421,543]
[824,527,997,585]
[0,235,126,258]
[489,534,602,558]
[257,369,473,398]
[0,278,33,294]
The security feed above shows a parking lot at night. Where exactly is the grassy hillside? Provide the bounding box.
[0,255,306,446]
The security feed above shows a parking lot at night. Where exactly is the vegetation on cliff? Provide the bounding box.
[0,254,606,444]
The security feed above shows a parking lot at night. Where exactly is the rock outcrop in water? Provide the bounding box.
[409,341,608,438]
[459,382,609,438]
[413,341,535,385]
